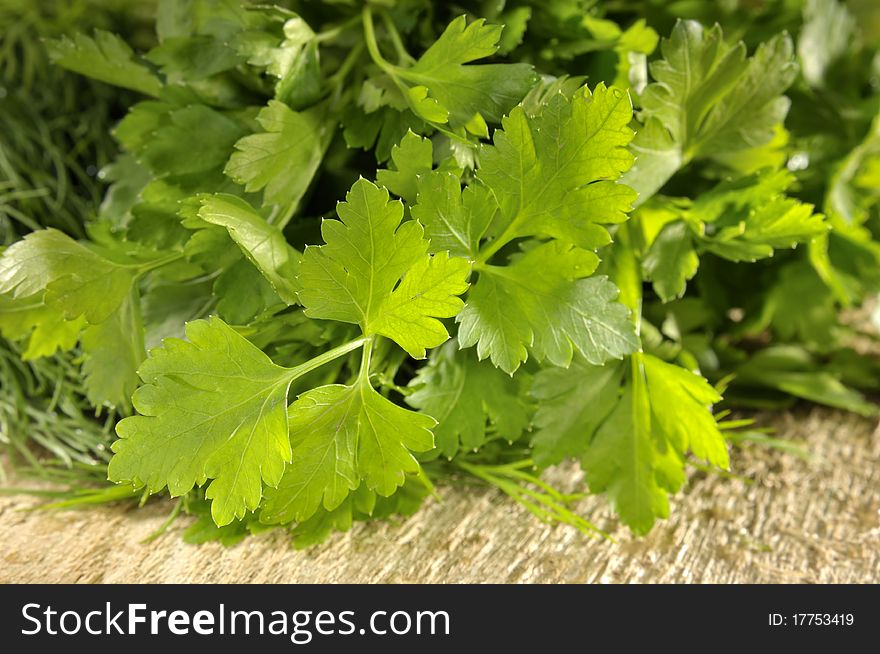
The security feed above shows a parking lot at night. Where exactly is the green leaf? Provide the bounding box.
[0,229,138,324]
[638,170,826,299]
[0,295,85,360]
[694,170,828,261]
[826,113,880,225]
[477,83,636,250]
[285,481,428,548]
[398,16,537,127]
[412,174,497,259]
[582,380,669,536]
[406,85,450,123]
[370,251,470,359]
[213,260,281,324]
[260,379,434,524]
[735,346,878,417]
[80,291,145,413]
[195,194,301,304]
[224,101,333,213]
[287,494,357,547]
[749,261,841,346]
[407,342,529,457]
[532,353,726,533]
[141,105,247,177]
[454,83,639,372]
[376,131,434,204]
[622,20,797,203]
[622,118,683,207]
[531,359,624,467]
[703,195,827,261]
[182,500,254,548]
[46,30,163,97]
[495,7,531,55]
[235,14,322,108]
[643,221,699,302]
[342,106,426,162]
[458,241,638,374]
[298,179,470,358]
[642,355,728,468]
[98,154,152,230]
[109,316,296,526]
[147,35,244,81]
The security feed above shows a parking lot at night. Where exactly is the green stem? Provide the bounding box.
[286,336,369,383]
[142,496,184,543]
[327,40,365,90]
[361,7,472,147]
[357,336,374,383]
[313,14,362,43]
[272,198,300,230]
[380,10,415,65]
[362,7,402,76]
[133,251,185,277]
[475,222,517,266]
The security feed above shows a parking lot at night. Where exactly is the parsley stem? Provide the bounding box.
[362,7,402,76]
[133,251,185,276]
[474,223,516,265]
[327,40,365,91]
[313,14,362,44]
[285,335,369,383]
[358,336,374,383]
[362,6,476,149]
[380,10,415,65]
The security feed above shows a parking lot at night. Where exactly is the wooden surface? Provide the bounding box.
[1,407,878,583]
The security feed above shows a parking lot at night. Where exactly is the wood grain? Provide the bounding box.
[1,407,877,583]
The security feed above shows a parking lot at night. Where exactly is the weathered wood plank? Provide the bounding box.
[1,408,877,583]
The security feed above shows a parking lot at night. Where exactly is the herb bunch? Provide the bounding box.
[1,0,879,545]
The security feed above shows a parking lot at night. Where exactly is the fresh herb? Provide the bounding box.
[1,0,879,543]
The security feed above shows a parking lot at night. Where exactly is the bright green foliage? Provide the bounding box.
[827,114,880,226]
[478,84,636,249]
[454,84,640,372]
[299,179,470,359]
[0,229,153,410]
[642,221,699,302]
[533,354,727,534]
[260,380,434,524]
[412,173,496,260]
[0,229,137,323]
[46,30,162,96]
[141,105,246,176]
[460,244,638,373]
[407,342,529,457]
[224,102,333,214]
[582,382,669,536]
[530,360,624,467]
[623,20,798,203]
[642,355,728,468]
[194,194,301,304]
[80,293,143,412]
[282,481,429,549]
[0,295,85,361]
[110,317,295,525]
[376,131,434,204]
[639,170,827,301]
[396,16,538,128]
[3,0,880,548]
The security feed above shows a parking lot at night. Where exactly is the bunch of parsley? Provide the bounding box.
[1,0,879,545]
